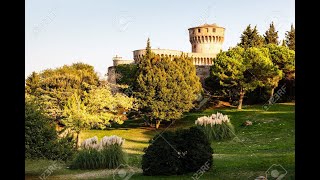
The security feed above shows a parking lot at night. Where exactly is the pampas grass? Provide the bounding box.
[71,135,126,169]
[195,112,235,141]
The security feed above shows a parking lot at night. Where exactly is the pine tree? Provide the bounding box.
[264,22,279,45]
[239,25,253,49]
[285,24,295,50]
[135,40,202,128]
[239,25,263,48]
[251,26,264,47]
[281,39,286,47]
[209,47,281,109]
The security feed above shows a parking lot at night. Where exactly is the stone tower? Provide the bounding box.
[188,23,225,55]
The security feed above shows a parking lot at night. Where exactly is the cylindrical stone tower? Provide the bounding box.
[188,23,225,55]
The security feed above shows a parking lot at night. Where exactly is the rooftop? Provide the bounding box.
[188,23,225,30]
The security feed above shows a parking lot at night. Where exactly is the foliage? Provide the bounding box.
[264,22,279,45]
[195,112,235,141]
[26,104,295,179]
[84,85,136,128]
[265,44,295,80]
[25,63,100,121]
[115,64,138,89]
[239,25,264,48]
[62,86,135,146]
[135,39,202,128]
[71,136,126,169]
[209,46,282,109]
[285,24,295,50]
[142,126,213,176]
[25,95,76,160]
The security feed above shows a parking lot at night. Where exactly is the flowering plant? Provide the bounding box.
[195,112,235,141]
[81,135,125,150]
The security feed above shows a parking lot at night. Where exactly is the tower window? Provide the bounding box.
[198,29,201,33]
[212,28,216,32]
[206,28,208,32]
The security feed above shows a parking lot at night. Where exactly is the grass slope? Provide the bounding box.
[25,103,295,180]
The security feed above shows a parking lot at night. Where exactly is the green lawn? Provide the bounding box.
[25,103,295,180]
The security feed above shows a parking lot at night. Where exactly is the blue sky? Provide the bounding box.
[25,0,295,78]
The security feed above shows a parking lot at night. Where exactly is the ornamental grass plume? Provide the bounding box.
[195,112,235,141]
[80,135,124,151]
[73,135,126,169]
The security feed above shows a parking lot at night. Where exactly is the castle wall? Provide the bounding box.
[107,66,116,84]
[195,65,211,84]
[113,60,135,66]
[133,49,216,65]
[108,23,224,85]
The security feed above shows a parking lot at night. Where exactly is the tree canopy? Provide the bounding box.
[135,39,202,128]
[210,46,282,109]
[285,24,295,51]
[239,25,264,48]
[25,63,100,121]
[264,22,279,45]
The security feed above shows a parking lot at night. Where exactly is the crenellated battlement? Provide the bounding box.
[188,23,225,54]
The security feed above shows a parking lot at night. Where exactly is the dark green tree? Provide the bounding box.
[264,22,279,45]
[285,24,295,50]
[115,64,138,92]
[239,25,253,49]
[239,25,264,48]
[135,39,202,128]
[251,26,264,47]
[209,46,281,109]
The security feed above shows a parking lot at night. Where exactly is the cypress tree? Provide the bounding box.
[264,22,279,45]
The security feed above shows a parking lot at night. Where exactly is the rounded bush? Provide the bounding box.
[142,126,213,176]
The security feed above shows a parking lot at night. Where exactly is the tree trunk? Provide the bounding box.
[268,88,275,104]
[155,120,161,129]
[76,131,80,149]
[237,88,245,110]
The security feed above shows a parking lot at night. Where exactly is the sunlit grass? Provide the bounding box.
[26,103,295,179]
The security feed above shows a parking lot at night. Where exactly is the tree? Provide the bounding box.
[265,44,295,103]
[239,25,253,49]
[62,93,89,148]
[266,44,295,80]
[264,22,279,45]
[62,86,135,147]
[25,63,100,121]
[210,46,281,109]
[25,94,75,160]
[251,26,264,47]
[281,40,286,47]
[239,25,264,48]
[84,85,136,128]
[285,24,295,50]
[115,64,138,94]
[135,39,202,128]
[25,71,40,94]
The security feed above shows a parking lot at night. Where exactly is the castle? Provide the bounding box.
[107,23,225,84]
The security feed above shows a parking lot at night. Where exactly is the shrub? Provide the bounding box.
[142,126,213,176]
[25,97,76,161]
[195,112,235,141]
[71,135,126,169]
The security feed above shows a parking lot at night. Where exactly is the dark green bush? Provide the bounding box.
[142,126,213,176]
[25,98,76,160]
[71,144,126,169]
